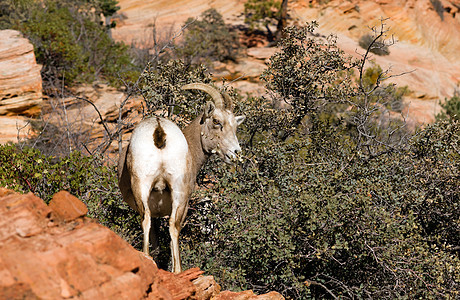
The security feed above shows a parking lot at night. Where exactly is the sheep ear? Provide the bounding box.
[235,115,245,126]
[201,101,215,124]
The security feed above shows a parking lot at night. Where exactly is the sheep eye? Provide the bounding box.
[213,119,222,128]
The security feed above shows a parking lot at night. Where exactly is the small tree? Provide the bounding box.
[436,91,460,121]
[179,21,458,298]
[244,0,289,42]
[4,0,138,91]
[179,8,240,64]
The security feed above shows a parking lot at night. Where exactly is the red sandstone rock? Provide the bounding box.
[49,190,88,221]
[0,189,284,299]
[193,275,222,300]
[213,290,284,300]
[0,30,42,116]
[179,267,205,281]
[0,190,165,299]
[158,269,196,299]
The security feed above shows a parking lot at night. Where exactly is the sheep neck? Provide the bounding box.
[182,115,209,179]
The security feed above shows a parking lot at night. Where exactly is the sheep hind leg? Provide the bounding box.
[141,207,151,254]
[132,178,152,255]
[149,217,160,261]
[169,191,189,273]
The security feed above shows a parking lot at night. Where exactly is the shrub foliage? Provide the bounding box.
[437,91,460,121]
[179,8,240,64]
[0,17,458,299]
[179,23,459,298]
[359,34,390,56]
[0,0,138,90]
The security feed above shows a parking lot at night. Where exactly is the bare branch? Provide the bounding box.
[305,279,339,299]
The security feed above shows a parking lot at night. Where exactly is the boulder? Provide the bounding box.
[0,190,173,299]
[0,189,285,299]
[0,30,42,116]
[48,191,88,221]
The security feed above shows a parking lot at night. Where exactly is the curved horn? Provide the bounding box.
[181,83,224,108]
[222,91,234,111]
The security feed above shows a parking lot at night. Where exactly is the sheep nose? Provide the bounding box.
[234,145,241,154]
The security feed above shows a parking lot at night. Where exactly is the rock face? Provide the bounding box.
[0,188,284,300]
[0,189,168,299]
[0,29,42,116]
[112,0,460,127]
[0,29,42,144]
[293,0,460,100]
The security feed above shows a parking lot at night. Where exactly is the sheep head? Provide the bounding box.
[182,83,245,163]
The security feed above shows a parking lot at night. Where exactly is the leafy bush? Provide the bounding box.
[437,92,460,121]
[179,8,240,64]
[260,22,357,139]
[0,143,141,245]
[362,64,408,112]
[140,59,213,125]
[179,23,459,298]
[359,34,390,56]
[1,0,139,90]
[0,0,34,28]
[244,0,281,30]
[181,104,459,299]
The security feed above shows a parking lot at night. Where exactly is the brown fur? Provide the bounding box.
[222,92,233,110]
[153,119,166,149]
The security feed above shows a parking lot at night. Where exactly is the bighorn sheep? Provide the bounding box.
[118,83,244,273]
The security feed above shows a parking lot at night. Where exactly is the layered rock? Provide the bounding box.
[0,188,284,299]
[293,0,460,100]
[0,189,168,299]
[0,115,33,144]
[0,29,42,144]
[111,0,460,127]
[0,29,42,116]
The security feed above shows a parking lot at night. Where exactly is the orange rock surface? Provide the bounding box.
[0,188,284,299]
[0,30,42,116]
[112,0,460,126]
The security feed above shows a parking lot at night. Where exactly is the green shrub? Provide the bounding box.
[179,24,459,298]
[182,117,459,299]
[179,8,240,64]
[260,22,358,140]
[244,0,281,30]
[0,143,141,245]
[362,64,408,112]
[437,92,460,121]
[140,59,213,124]
[359,34,390,56]
[0,0,34,28]
[1,0,139,90]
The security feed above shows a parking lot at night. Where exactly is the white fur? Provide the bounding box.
[118,84,245,273]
